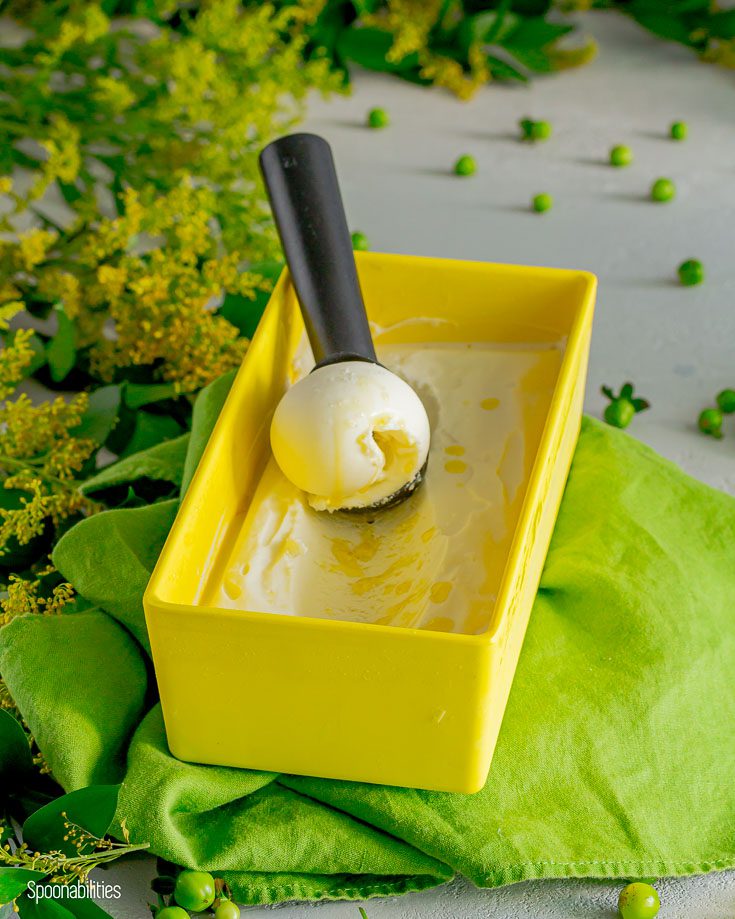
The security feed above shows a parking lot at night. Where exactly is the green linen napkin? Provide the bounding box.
[1,371,735,905]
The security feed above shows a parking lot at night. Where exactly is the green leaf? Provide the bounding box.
[80,434,189,496]
[22,786,120,859]
[52,501,179,650]
[336,26,420,72]
[57,182,83,206]
[119,412,183,458]
[71,386,121,446]
[351,0,379,13]
[16,893,76,918]
[218,292,268,340]
[0,710,34,791]
[42,889,114,919]
[181,370,235,496]
[486,54,529,81]
[502,17,574,50]
[504,45,553,72]
[123,382,180,409]
[45,306,77,384]
[456,9,520,52]
[219,261,282,337]
[506,0,552,15]
[625,5,697,44]
[0,869,47,907]
[708,9,735,38]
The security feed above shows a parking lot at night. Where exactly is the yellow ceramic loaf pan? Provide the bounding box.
[144,252,596,794]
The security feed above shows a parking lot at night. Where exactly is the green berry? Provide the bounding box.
[698,408,723,439]
[677,258,703,286]
[367,108,389,129]
[601,383,649,429]
[609,145,633,167]
[214,901,241,919]
[350,231,369,251]
[670,121,688,141]
[156,909,190,919]
[604,400,635,429]
[519,117,534,140]
[454,154,476,176]
[519,119,552,142]
[650,178,676,202]
[532,193,553,213]
[173,870,216,912]
[716,389,735,414]
[618,882,660,919]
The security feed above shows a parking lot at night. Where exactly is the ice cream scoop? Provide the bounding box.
[259,133,430,512]
[271,360,429,511]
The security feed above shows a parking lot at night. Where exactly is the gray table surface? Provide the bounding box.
[28,10,735,918]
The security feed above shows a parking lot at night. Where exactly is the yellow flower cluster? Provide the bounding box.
[0,0,340,592]
[32,115,82,200]
[37,269,82,318]
[92,75,136,112]
[57,180,269,392]
[13,228,58,272]
[0,329,34,402]
[420,44,491,100]
[34,5,109,65]
[0,393,97,550]
[366,0,443,63]
[0,568,75,628]
[0,301,35,401]
[702,38,735,68]
[363,0,489,98]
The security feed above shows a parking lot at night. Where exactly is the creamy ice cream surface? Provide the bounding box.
[270,360,431,512]
[204,340,563,635]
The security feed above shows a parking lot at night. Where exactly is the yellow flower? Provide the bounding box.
[365,0,442,63]
[419,47,488,100]
[1,568,75,626]
[37,115,81,189]
[0,327,35,401]
[95,264,128,302]
[15,229,58,272]
[93,75,136,112]
[0,177,13,195]
[0,300,24,331]
[37,269,82,318]
[77,5,109,43]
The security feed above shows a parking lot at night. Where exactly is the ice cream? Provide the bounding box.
[270,360,431,512]
[206,340,563,635]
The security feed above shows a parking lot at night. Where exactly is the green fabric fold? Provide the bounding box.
[0,611,147,791]
[2,369,735,904]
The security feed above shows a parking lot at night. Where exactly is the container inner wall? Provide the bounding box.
[202,330,563,635]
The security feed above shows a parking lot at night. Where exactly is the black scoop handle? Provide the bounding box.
[259,133,377,367]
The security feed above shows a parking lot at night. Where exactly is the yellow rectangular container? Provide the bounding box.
[144,252,596,794]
